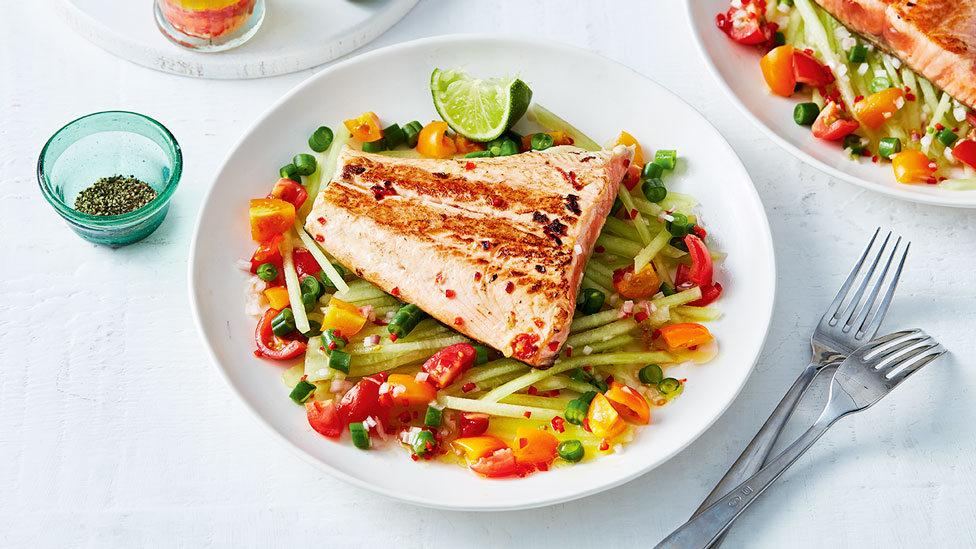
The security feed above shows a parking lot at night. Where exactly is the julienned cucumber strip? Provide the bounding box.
[528,104,601,151]
[438,395,560,421]
[345,334,470,355]
[454,359,528,386]
[570,309,620,334]
[299,129,350,219]
[294,222,350,295]
[280,231,311,334]
[565,318,637,349]
[793,0,857,113]
[580,275,613,297]
[499,394,573,411]
[634,228,671,273]
[595,233,643,258]
[616,186,652,245]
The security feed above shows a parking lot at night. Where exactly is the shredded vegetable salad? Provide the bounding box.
[717,0,976,189]
[239,72,726,478]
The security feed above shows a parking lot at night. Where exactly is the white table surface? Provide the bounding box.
[3,1,975,547]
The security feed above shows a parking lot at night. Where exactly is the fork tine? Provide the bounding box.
[850,237,902,339]
[863,329,920,352]
[859,241,910,340]
[889,347,947,383]
[835,232,892,329]
[870,336,930,363]
[822,228,880,324]
[878,341,936,372]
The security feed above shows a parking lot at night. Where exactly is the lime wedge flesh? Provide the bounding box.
[431,68,532,142]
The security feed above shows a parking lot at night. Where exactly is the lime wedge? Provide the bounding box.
[430,68,532,142]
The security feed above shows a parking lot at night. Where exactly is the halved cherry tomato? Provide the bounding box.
[520,131,574,151]
[854,87,905,130]
[454,135,485,155]
[321,300,367,336]
[249,198,295,242]
[611,131,644,167]
[338,376,388,426]
[306,400,342,438]
[721,5,772,45]
[951,139,976,170]
[254,307,307,360]
[587,393,627,440]
[511,428,559,466]
[452,435,508,461]
[459,412,490,437]
[343,112,383,142]
[605,382,650,425]
[383,374,437,406]
[249,234,284,279]
[263,286,290,310]
[812,102,859,140]
[792,49,831,87]
[469,448,519,478]
[621,163,643,191]
[417,121,457,159]
[892,150,937,184]
[693,282,723,308]
[613,264,660,299]
[658,322,714,350]
[268,178,308,210]
[679,234,723,307]
[760,45,796,97]
[292,247,322,280]
[422,343,476,389]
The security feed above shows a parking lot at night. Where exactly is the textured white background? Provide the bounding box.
[3,1,975,547]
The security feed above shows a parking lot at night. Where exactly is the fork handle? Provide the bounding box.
[693,362,826,517]
[654,409,845,549]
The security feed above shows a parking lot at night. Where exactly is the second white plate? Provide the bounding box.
[188,34,776,510]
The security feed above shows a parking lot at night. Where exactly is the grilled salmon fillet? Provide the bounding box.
[304,145,634,368]
[813,0,976,109]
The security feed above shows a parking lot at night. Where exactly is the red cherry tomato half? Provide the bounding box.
[249,234,284,281]
[459,412,490,437]
[306,400,342,438]
[722,6,771,45]
[338,376,389,426]
[951,139,976,170]
[292,248,322,280]
[469,448,519,478]
[422,343,477,389]
[812,102,859,140]
[268,178,308,210]
[792,50,831,87]
[254,308,306,360]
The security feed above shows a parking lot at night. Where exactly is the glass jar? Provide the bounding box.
[154,0,265,52]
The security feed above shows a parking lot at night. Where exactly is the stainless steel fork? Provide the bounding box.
[692,228,909,547]
[656,330,946,549]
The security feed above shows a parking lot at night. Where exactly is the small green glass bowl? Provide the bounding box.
[37,111,182,247]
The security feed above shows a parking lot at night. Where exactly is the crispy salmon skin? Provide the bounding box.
[304,145,634,367]
[813,0,976,109]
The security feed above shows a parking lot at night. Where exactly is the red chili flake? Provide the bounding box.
[583,365,592,371]
[445,289,456,298]
[375,372,387,382]
[527,386,538,396]
[804,48,814,55]
[595,245,605,254]
[462,382,476,393]
[549,390,561,397]
[551,417,565,433]
[300,374,308,381]
[411,454,419,461]
[320,346,327,352]
[412,410,419,419]
[651,329,661,340]
[316,217,327,224]
[435,272,444,284]
[253,350,263,357]
[582,418,592,432]
[314,234,325,242]
[599,440,610,451]
[453,317,464,326]
[390,287,400,296]
[327,341,337,351]
[953,127,959,133]
[906,93,917,101]
[505,281,515,294]
[464,162,475,170]
[634,311,648,323]
[630,209,638,220]
[692,224,707,239]
[523,411,532,419]
[390,334,398,342]
[491,197,505,208]
[904,85,911,92]
[398,411,412,423]
[689,345,698,351]
[860,148,872,157]
[547,341,559,351]
[566,346,572,357]
[680,378,687,383]
[534,319,546,329]
[605,375,614,385]
[872,155,880,163]
[854,95,864,103]
[936,123,945,131]
[474,272,482,281]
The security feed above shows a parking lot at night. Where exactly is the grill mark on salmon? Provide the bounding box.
[305,146,634,367]
[813,0,976,109]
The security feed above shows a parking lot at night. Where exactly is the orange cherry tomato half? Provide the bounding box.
[511,427,560,466]
[891,150,938,184]
[611,131,644,167]
[605,382,651,425]
[658,322,714,350]
[760,45,796,97]
[454,135,485,154]
[248,198,295,242]
[320,300,367,336]
[587,393,627,440]
[343,111,383,142]
[854,87,905,130]
[452,435,508,461]
[417,121,458,159]
[613,263,660,300]
[469,447,519,478]
[383,374,437,407]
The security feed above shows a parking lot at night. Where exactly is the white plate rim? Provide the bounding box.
[683,0,976,209]
[187,33,778,511]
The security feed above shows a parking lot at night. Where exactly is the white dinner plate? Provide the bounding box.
[685,0,976,208]
[188,34,776,510]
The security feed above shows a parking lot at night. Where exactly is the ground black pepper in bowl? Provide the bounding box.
[74,175,158,216]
